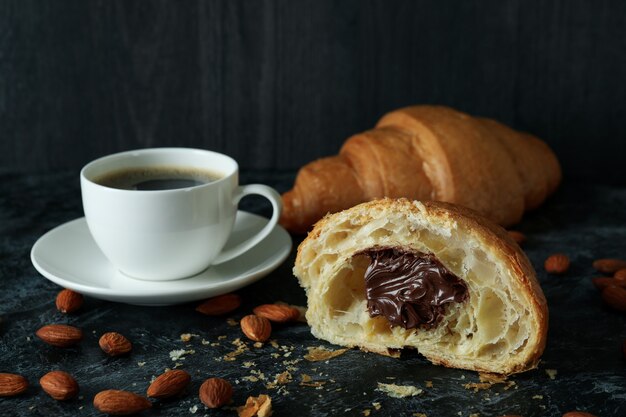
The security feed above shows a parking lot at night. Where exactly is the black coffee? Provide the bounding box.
[94,166,222,191]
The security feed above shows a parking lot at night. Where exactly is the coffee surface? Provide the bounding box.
[94,166,222,191]
[362,248,469,329]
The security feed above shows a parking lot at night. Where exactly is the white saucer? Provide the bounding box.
[31,211,292,305]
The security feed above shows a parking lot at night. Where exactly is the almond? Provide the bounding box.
[253,304,300,323]
[601,285,626,312]
[240,315,271,342]
[196,293,241,316]
[591,277,626,291]
[506,230,526,245]
[562,412,598,417]
[55,289,83,314]
[614,268,626,281]
[147,369,190,399]
[93,389,151,415]
[199,377,233,408]
[40,370,78,400]
[99,332,132,356]
[0,373,28,397]
[544,253,570,274]
[592,258,626,274]
[36,324,82,347]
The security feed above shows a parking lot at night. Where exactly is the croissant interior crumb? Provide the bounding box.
[297,207,535,372]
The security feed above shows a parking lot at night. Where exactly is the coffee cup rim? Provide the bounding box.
[80,147,238,193]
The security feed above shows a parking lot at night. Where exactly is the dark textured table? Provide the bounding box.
[0,171,625,417]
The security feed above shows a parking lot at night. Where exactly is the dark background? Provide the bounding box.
[1,0,625,183]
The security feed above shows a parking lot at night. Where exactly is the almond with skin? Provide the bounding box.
[253,304,300,323]
[0,373,28,397]
[93,390,151,415]
[240,315,271,342]
[36,324,82,347]
[614,268,626,281]
[506,230,526,245]
[601,285,626,312]
[562,412,598,417]
[544,253,570,274]
[55,289,83,313]
[147,369,190,399]
[196,293,241,316]
[591,277,626,291]
[40,370,79,400]
[593,258,626,274]
[199,378,233,408]
[99,332,132,356]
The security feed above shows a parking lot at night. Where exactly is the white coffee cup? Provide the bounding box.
[80,148,282,281]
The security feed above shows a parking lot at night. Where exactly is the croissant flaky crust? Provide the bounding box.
[281,105,561,233]
[294,199,548,375]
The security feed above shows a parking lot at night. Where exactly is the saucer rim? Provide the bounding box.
[30,212,292,302]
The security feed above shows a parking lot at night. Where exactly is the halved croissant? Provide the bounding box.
[294,199,548,375]
[281,105,561,233]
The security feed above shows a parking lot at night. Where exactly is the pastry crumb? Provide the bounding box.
[237,394,272,417]
[137,361,146,367]
[478,373,507,384]
[413,414,427,417]
[253,342,264,348]
[376,382,422,398]
[224,338,248,361]
[425,380,433,388]
[169,349,195,361]
[463,382,492,392]
[545,369,557,380]
[532,394,543,400]
[372,402,381,410]
[180,333,198,342]
[189,405,198,413]
[304,346,349,362]
[362,409,371,416]
[227,318,238,326]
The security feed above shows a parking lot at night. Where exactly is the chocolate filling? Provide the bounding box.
[362,248,469,329]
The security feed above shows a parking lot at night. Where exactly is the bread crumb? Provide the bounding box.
[545,369,557,380]
[304,346,349,362]
[237,394,272,417]
[376,382,422,398]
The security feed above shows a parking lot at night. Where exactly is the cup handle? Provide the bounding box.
[212,184,283,265]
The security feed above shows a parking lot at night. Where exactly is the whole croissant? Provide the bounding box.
[280,105,561,233]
